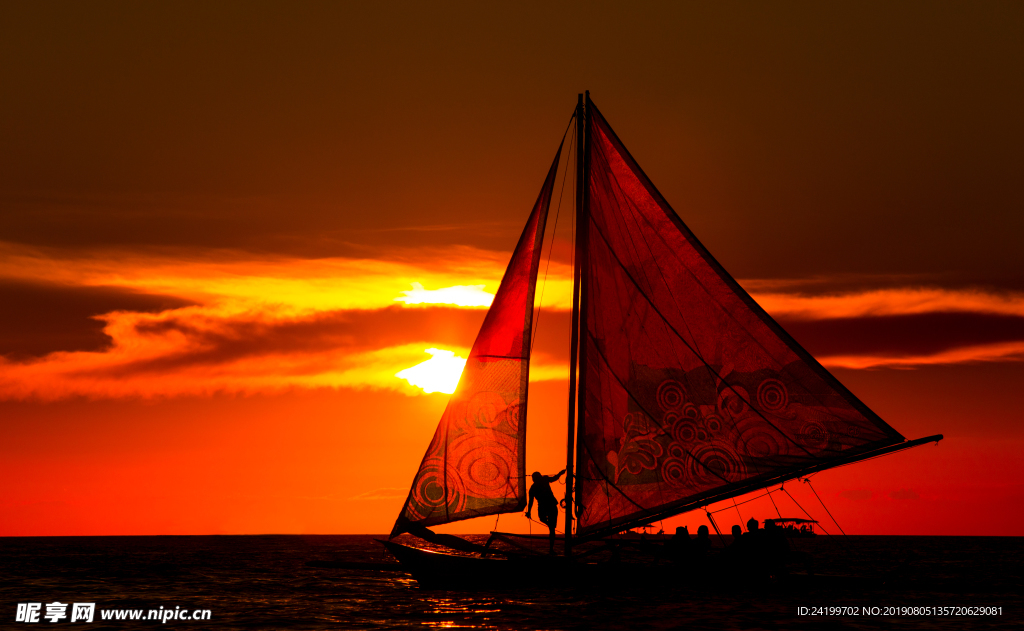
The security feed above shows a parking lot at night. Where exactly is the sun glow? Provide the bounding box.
[395,348,467,394]
[394,282,494,307]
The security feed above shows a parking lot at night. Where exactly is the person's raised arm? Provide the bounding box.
[544,469,566,483]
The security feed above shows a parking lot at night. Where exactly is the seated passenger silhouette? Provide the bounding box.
[732,518,766,576]
[725,524,745,563]
[762,518,791,576]
[737,517,791,579]
[525,469,565,554]
[693,525,712,559]
[668,526,691,563]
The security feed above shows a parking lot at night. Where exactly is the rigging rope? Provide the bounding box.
[781,485,834,540]
[705,510,728,547]
[526,515,563,535]
[766,487,783,519]
[530,116,576,352]
[803,477,848,537]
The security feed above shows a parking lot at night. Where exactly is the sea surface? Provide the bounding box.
[1,535,1019,630]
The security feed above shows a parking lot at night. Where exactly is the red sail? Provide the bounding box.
[392,146,561,536]
[575,100,904,537]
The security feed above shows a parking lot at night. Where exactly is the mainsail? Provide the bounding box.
[391,144,562,537]
[573,98,905,538]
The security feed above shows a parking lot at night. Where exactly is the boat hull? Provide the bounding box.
[380,540,576,589]
[379,540,852,591]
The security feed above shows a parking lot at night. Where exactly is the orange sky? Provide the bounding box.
[2,2,1023,536]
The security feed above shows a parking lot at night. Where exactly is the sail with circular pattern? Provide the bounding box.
[391,144,562,536]
[574,99,905,538]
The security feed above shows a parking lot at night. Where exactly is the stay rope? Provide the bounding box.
[766,486,783,519]
[779,485,837,540]
[803,476,848,537]
[530,114,576,352]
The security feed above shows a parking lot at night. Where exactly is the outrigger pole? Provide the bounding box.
[564,93,586,557]
[577,434,944,542]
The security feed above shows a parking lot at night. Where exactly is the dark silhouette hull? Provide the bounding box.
[380,540,576,589]
[379,540,856,591]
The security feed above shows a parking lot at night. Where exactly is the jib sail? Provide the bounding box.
[391,144,562,536]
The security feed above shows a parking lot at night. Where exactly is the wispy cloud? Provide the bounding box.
[819,340,1024,370]
[0,299,565,400]
[1,241,1021,400]
[750,286,1024,320]
[742,278,1024,369]
[0,336,444,400]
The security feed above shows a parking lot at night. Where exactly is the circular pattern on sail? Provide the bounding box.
[661,456,692,490]
[448,433,516,498]
[732,416,788,460]
[686,445,744,488]
[670,417,700,444]
[408,455,466,520]
[465,391,509,430]
[666,442,686,459]
[657,379,686,412]
[829,418,861,441]
[681,402,700,421]
[703,412,723,435]
[798,420,831,452]
[495,402,521,433]
[757,378,788,413]
[717,386,750,419]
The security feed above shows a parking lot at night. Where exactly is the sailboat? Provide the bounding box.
[382,93,942,587]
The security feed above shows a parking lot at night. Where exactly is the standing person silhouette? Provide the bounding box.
[525,469,565,554]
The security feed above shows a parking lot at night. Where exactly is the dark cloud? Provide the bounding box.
[779,312,1024,358]
[100,307,488,376]
[92,305,573,378]
[0,280,192,359]
[744,275,1024,295]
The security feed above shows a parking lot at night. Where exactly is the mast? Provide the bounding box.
[564,93,585,557]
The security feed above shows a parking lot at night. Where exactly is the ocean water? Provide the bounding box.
[1,535,1019,630]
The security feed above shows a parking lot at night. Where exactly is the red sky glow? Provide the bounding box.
[2,2,1022,536]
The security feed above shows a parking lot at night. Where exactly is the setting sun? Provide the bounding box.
[395,348,467,394]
